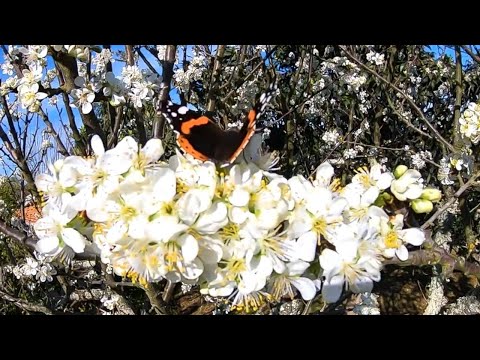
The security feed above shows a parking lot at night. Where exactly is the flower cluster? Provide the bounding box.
[459,102,480,144]
[4,252,57,287]
[33,136,434,311]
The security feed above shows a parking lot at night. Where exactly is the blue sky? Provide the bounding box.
[0,45,473,176]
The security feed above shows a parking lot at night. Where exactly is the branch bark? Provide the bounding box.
[206,45,226,112]
[453,46,463,150]
[153,45,176,139]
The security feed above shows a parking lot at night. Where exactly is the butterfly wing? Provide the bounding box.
[161,102,226,161]
[225,80,278,164]
[160,79,277,164]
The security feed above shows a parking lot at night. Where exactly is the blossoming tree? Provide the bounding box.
[1,45,480,315]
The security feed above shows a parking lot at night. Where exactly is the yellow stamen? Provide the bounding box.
[385,231,399,248]
[330,178,343,192]
[176,180,189,195]
[313,217,327,238]
[219,223,240,244]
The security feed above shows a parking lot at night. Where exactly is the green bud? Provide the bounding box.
[411,199,433,214]
[420,188,442,202]
[382,192,394,204]
[394,165,408,179]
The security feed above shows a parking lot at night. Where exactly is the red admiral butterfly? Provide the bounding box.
[160,81,277,166]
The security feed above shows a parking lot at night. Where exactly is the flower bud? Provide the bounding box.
[374,192,394,207]
[411,199,433,214]
[420,188,442,202]
[394,165,408,179]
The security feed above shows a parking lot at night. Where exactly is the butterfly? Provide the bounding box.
[160,81,277,166]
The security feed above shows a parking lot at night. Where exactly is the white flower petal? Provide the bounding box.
[351,276,374,294]
[165,271,182,283]
[330,197,349,215]
[319,248,341,273]
[400,228,425,246]
[209,283,235,297]
[91,135,105,156]
[403,185,424,200]
[229,188,250,207]
[181,258,204,280]
[322,274,344,303]
[198,242,223,264]
[376,172,394,190]
[35,173,53,192]
[178,233,199,263]
[61,228,86,253]
[106,221,128,244]
[82,101,92,114]
[286,260,310,276]
[315,162,334,187]
[142,138,164,163]
[33,217,56,237]
[177,189,212,225]
[36,236,59,254]
[150,167,176,202]
[362,186,380,205]
[229,206,249,224]
[288,175,313,201]
[238,272,259,294]
[291,277,317,300]
[295,232,318,262]
[306,188,331,215]
[127,215,149,239]
[147,216,188,242]
[396,245,409,261]
[194,202,228,234]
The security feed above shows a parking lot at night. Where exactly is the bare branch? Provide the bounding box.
[461,45,480,64]
[50,48,106,145]
[206,45,226,112]
[453,46,463,149]
[38,107,70,157]
[153,45,176,139]
[138,47,161,76]
[61,93,86,156]
[107,106,124,148]
[0,217,36,250]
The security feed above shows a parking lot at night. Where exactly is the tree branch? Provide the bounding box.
[453,46,463,149]
[153,45,176,139]
[460,45,480,65]
[38,107,70,157]
[340,46,455,153]
[422,171,480,229]
[206,45,226,112]
[0,289,53,314]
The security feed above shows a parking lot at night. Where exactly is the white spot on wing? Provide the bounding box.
[171,112,177,117]
[178,106,188,115]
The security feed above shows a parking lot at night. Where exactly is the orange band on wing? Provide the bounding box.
[181,116,210,135]
[178,136,209,161]
[228,128,256,163]
[247,110,256,124]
